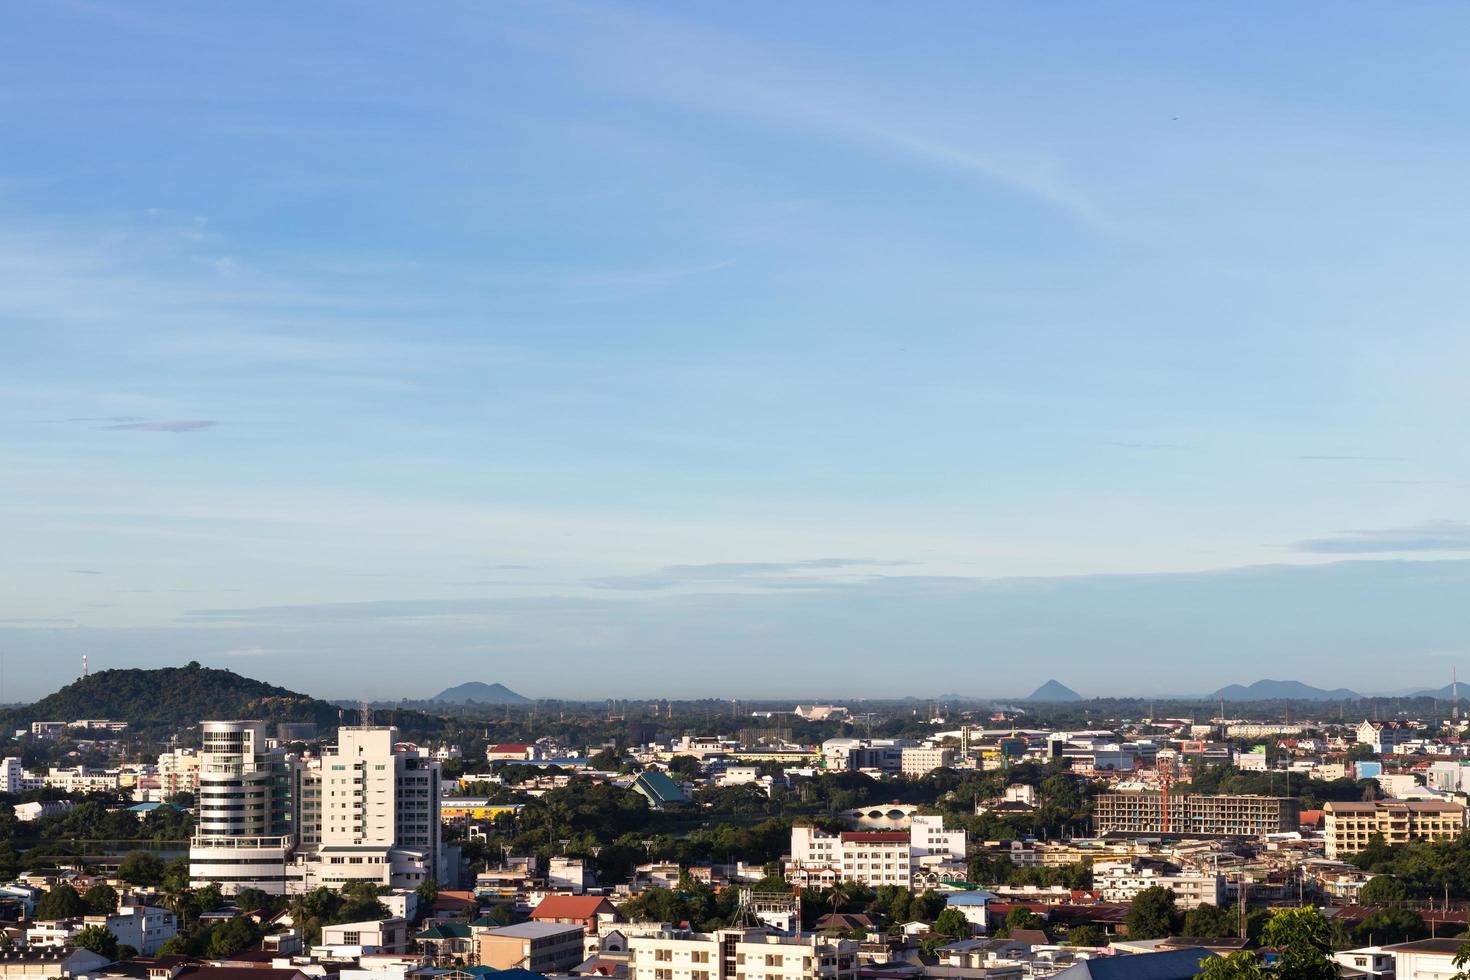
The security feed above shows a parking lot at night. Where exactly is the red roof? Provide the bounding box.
[841,832,910,843]
[489,743,532,752]
[532,895,617,920]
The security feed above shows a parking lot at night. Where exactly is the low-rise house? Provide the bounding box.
[532,895,619,935]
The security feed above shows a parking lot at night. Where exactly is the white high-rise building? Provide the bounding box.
[1,757,22,795]
[297,726,442,890]
[189,720,444,895]
[189,721,296,894]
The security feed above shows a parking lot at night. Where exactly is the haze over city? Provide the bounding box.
[4,3,1470,700]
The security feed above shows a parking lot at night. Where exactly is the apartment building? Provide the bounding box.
[189,720,444,895]
[1357,721,1413,755]
[1092,860,1227,909]
[301,726,442,891]
[477,922,585,973]
[820,739,918,773]
[628,928,857,980]
[157,748,201,797]
[786,815,966,888]
[1323,801,1467,860]
[0,757,21,795]
[1093,793,1299,837]
[26,905,178,955]
[900,746,954,777]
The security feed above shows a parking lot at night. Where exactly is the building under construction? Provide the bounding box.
[1094,792,1299,837]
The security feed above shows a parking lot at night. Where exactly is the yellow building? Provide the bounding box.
[1323,800,1466,859]
[439,800,523,824]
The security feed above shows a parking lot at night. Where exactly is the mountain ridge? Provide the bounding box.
[1211,678,1362,701]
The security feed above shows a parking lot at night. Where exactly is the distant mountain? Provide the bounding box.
[1211,679,1362,701]
[1027,679,1083,702]
[0,662,337,731]
[428,681,531,704]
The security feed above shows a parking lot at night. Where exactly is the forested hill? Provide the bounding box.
[2,663,338,731]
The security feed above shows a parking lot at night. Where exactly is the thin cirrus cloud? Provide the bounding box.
[102,419,219,432]
[1294,520,1470,554]
[586,557,916,591]
[43,417,221,432]
[1296,454,1407,462]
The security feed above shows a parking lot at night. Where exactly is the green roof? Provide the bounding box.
[632,770,689,807]
[416,922,473,940]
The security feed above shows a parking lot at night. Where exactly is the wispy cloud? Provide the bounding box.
[221,645,277,658]
[101,419,219,432]
[40,416,221,432]
[512,5,1102,225]
[1297,454,1406,462]
[587,557,915,591]
[70,569,103,575]
[1294,520,1470,554]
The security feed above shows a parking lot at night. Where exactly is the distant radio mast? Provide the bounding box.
[82,654,88,679]
[1454,668,1460,722]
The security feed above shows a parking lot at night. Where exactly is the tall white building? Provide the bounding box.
[190,721,444,895]
[190,721,297,893]
[300,726,442,890]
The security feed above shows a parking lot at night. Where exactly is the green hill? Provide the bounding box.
[4,662,453,739]
[3,662,339,732]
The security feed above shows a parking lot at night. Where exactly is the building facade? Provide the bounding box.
[628,928,857,980]
[1323,801,1466,859]
[786,814,966,888]
[1092,860,1227,909]
[1093,793,1299,837]
[189,720,444,895]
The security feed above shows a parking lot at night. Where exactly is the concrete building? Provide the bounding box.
[0,758,22,796]
[1093,793,1299,837]
[1323,801,1466,859]
[1357,721,1413,755]
[627,928,857,980]
[189,721,297,893]
[27,905,179,955]
[477,921,586,973]
[0,947,111,979]
[319,917,409,954]
[900,746,954,777]
[820,739,917,773]
[786,814,966,889]
[189,720,444,895]
[157,748,201,797]
[1380,938,1468,980]
[1092,860,1227,909]
[301,726,443,891]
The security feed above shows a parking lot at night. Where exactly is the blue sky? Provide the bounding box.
[3,2,1469,701]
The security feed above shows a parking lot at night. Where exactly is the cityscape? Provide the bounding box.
[5,3,1470,980]
[6,665,1470,980]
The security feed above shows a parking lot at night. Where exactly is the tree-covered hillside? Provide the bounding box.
[1,662,337,732]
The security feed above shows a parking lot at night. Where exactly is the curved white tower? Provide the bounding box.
[190,721,295,894]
